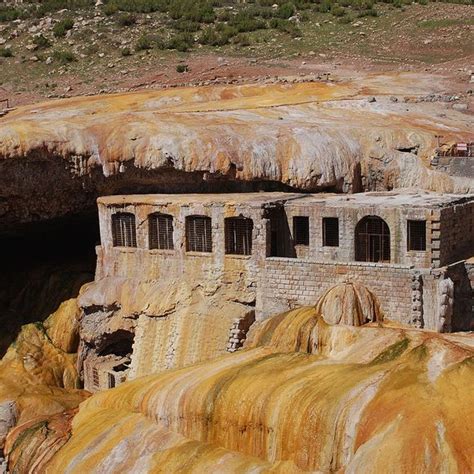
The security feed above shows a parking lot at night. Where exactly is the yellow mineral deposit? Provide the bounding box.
[5,298,474,472]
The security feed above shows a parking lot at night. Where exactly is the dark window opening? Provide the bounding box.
[98,330,134,358]
[407,220,426,251]
[293,216,309,246]
[112,212,137,248]
[108,373,116,389]
[323,217,339,247]
[355,216,390,263]
[186,215,212,253]
[149,213,174,250]
[225,217,253,255]
[264,206,296,258]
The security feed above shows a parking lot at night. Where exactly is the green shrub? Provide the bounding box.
[318,0,332,13]
[167,32,194,51]
[331,4,346,16]
[276,2,295,19]
[173,19,202,32]
[53,18,74,38]
[0,48,13,58]
[33,34,51,49]
[53,49,76,63]
[135,34,153,50]
[176,63,188,72]
[234,33,251,46]
[118,13,136,26]
[103,2,118,15]
[121,47,132,55]
[357,7,377,16]
[229,11,267,32]
[0,6,22,22]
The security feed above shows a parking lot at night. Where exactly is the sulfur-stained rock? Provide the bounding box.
[6,306,473,473]
[0,73,473,231]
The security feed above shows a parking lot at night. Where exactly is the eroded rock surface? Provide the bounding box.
[6,306,473,473]
[1,73,473,231]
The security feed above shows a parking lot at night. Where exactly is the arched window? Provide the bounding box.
[186,215,212,253]
[355,216,390,263]
[149,213,174,250]
[225,217,253,255]
[111,212,137,248]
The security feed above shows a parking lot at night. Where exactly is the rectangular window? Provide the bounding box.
[225,217,253,255]
[149,213,174,250]
[407,220,426,251]
[293,216,309,246]
[186,216,212,253]
[323,217,339,247]
[112,213,137,248]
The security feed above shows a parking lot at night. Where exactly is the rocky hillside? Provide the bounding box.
[0,0,472,104]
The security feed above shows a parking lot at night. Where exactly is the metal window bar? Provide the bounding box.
[293,216,309,246]
[112,213,137,248]
[322,217,339,247]
[225,217,253,255]
[407,220,426,251]
[355,216,390,263]
[92,367,99,388]
[149,213,174,250]
[186,216,212,253]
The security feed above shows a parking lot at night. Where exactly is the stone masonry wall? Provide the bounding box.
[439,200,474,266]
[257,258,416,324]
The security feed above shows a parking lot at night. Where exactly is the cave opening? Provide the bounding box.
[0,211,99,355]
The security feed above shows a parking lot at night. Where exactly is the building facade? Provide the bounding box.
[82,191,474,391]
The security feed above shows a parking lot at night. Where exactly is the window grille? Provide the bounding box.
[322,217,339,247]
[149,213,174,250]
[407,220,426,251]
[186,215,212,253]
[355,216,390,263]
[293,216,309,246]
[111,212,137,248]
[225,217,253,255]
[92,367,99,388]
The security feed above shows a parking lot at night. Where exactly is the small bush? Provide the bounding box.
[103,2,118,15]
[167,32,194,51]
[53,18,74,38]
[0,48,13,58]
[318,0,332,13]
[0,6,21,22]
[276,2,295,19]
[135,34,153,50]
[121,47,132,56]
[176,63,188,73]
[53,49,76,63]
[229,12,267,32]
[118,13,136,26]
[33,34,51,48]
[331,4,346,16]
[173,19,201,32]
[234,33,251,46]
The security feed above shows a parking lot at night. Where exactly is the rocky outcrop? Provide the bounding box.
[1,73,473,231]
[7,306,473,472]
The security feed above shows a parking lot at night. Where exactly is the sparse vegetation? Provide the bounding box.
[33,34,52,49]
[52,49,76,63]
[53,18,74,37]
[176,63,188,73]
[0,48,13,57]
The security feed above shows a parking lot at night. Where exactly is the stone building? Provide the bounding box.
[82,191,474,391]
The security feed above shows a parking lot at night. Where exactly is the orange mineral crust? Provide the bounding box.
[8,306,473,473]
[1,73,472,193]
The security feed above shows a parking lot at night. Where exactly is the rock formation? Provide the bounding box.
[1,73,473,232]
[5,305,473,472]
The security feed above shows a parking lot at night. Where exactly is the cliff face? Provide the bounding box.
[1,73,473,230]
[6,306,473,473]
